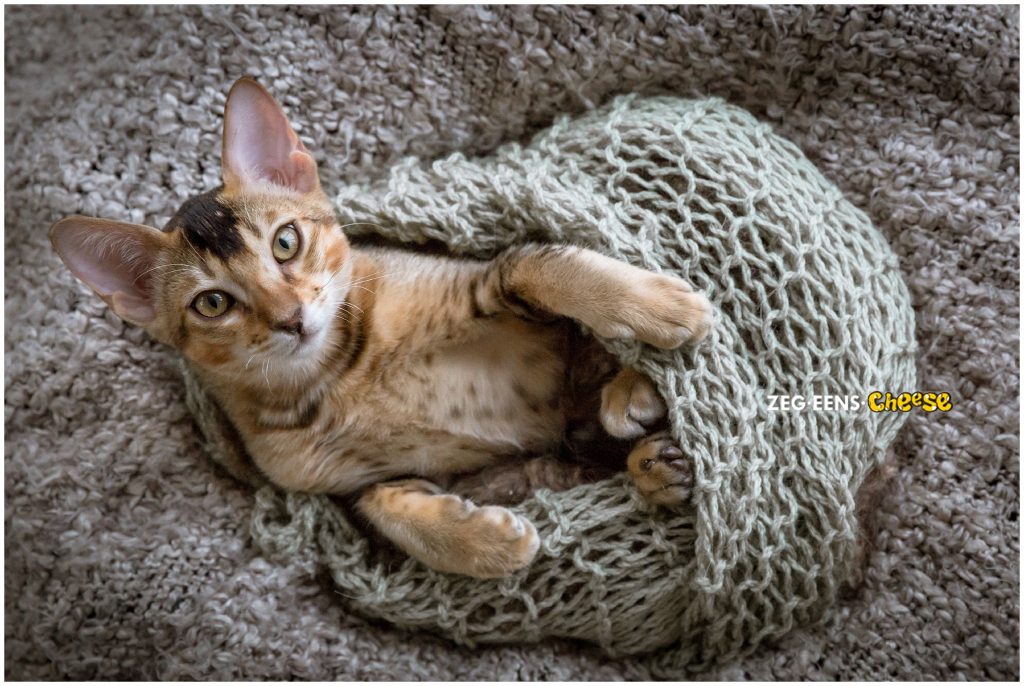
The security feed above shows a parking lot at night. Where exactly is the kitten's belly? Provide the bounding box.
[395,317,568,453]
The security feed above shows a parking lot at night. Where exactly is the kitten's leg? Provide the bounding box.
[599,366,667,439]
[357,478,540,578]
[626,430,694,507]
[492,245,713,349]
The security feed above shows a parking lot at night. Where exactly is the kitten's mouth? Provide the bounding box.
[291,332,313,352]
[289,325,323,354]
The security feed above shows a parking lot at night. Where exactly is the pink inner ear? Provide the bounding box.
[51,218,160,324]
[223,80,319,194]
[282,150,319,194]
[68,234,145,294]
[110,291,156,323]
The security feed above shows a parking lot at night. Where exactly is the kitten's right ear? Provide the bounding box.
[50,216,169,325]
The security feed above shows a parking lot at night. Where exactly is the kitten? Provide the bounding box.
[50,78,713,578]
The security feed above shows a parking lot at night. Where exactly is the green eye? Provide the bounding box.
[193,290,233,318]
[272,223,300,262]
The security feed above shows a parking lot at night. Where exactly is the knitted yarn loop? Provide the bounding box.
[184,96,916,673]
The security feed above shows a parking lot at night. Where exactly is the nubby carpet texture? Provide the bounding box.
[187,95,916,674]
[5,5,1019,680]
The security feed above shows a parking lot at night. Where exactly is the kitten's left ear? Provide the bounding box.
[222,77,320,195]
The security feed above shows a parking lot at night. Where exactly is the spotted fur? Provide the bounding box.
[49,77,715,578]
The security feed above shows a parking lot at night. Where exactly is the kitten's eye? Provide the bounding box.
[193,290,233,318]
[272,223,300,262]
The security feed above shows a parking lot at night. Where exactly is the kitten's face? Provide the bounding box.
[50,77,354,388]
[152,185,351,382]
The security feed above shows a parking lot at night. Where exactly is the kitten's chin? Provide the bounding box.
[216,328,331,391]
[243,352,323,392]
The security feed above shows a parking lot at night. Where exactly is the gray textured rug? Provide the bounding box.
[5,5,1019,680]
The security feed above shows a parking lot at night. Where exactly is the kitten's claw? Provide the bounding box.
[627,431,694,507]
[600,368,667,439]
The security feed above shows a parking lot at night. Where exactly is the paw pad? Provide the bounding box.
[627,432,694,507]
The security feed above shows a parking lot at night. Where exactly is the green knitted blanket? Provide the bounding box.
[183,95,916,673]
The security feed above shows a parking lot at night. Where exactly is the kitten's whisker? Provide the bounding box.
[319,270,340,292]
[137,266,196,281]
[181,232,207,267]
[141,262,194,272]
[333,275,391,299]
[337,222,387,232]
[146,268,196,281]
[131,263,196,286]
[336,270,397,293]
[343,271,394,287]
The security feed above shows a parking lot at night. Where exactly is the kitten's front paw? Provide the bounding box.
[627,431,694,507]
[600,367,667,439]
[592,272,713,350]
[629,274,713,349]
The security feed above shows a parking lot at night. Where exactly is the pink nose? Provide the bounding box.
[273,306,304,336]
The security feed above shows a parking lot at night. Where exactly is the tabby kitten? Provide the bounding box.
[50,78,713,578]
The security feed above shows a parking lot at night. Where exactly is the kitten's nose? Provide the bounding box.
[273,306,304,336]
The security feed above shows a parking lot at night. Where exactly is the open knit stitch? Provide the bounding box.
[185,95,916,672]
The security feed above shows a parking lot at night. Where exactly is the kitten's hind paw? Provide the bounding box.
[453,503,540,578]
[600,367,667,439]
[627,431,694,507]
[358,480,540,578]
